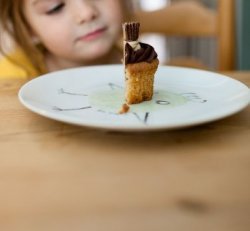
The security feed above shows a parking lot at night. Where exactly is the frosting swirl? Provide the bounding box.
[125,42,158,65]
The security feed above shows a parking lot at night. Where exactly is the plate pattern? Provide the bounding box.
[19,65,250,131]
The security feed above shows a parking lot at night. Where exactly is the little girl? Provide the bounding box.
[0,0,131,79]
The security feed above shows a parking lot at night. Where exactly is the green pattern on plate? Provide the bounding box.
[89,88,188,113]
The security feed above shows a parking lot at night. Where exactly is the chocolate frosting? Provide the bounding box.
[125,42,158,65]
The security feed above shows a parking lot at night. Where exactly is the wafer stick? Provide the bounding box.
[123,22,140,41]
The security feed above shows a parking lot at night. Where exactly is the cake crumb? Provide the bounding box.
[118,103,130,114]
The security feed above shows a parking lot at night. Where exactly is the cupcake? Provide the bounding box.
[123,22,159,104]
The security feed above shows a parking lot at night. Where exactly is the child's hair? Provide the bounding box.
[0,0,45,75]
[0,0,133,76]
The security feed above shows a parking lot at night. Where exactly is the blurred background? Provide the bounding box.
[1,0,249,71]
[131,0,250,71]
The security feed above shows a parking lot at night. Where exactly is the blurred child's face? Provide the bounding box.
[24,0,124,65]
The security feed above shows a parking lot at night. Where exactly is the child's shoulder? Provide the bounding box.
[0,55,27,79]
[0,49,39,79]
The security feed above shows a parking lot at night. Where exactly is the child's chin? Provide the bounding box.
[87,45,112,58]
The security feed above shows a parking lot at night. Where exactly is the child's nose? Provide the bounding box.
[73,1,98,24]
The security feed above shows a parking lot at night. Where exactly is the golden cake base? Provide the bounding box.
[125,59,159,104]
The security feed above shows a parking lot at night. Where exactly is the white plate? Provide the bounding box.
[18,65,250,131]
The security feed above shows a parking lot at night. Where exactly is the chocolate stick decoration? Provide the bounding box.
[123,22,140,41]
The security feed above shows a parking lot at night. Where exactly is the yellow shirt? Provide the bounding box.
[0,49,45,79]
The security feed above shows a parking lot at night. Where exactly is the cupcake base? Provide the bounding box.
[125,59,159,104]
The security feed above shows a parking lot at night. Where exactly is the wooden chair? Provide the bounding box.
[132,0,235,71]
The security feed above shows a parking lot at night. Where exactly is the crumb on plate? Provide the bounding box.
[118,103,130,114]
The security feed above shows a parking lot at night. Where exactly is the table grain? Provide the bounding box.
[0,72,249,231]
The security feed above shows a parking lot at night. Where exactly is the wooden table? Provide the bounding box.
[0,72,249,231]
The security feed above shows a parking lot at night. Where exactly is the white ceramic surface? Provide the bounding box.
[18,65,250,131]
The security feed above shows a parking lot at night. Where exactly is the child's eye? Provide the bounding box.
[46,3,65,15]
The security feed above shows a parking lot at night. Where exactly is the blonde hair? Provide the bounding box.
[0,0,132,76]
[0,0,45,76]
